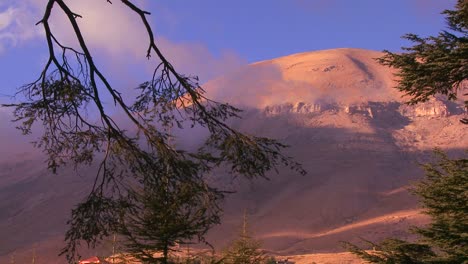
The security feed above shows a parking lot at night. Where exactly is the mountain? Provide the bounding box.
[203,48,466,253]
[0,48,466,263]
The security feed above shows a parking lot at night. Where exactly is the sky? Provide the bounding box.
[0,1,457,93]
[0,0,458,149]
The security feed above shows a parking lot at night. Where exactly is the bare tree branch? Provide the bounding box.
[3,1,306,262]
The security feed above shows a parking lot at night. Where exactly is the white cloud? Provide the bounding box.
[45,0,245,81]
[0,0,246,114]
[0,1,43,53]
[155,38,245,82]
[0,7,15,31]
[0,0,246,157]
[0,0,243,79]
[44,0,148,58]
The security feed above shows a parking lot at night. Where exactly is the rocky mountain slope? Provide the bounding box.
[0,48,466,263]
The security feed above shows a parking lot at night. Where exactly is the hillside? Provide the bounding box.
[0,48,466,263]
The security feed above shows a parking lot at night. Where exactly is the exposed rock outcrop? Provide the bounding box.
[263,98,462,121]
[399,98,450,118]
[264,102,328,116]
[2,48,466,264]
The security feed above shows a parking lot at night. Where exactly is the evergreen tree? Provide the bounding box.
[222,213,268,264]
[377,0,468,123]
[2,1,305,262]
[345,2,468,262]
[344,151,467,263]
[343,238,435,264]
[119,171,223,264]
[179,250,223,264]
[412,151,468,263]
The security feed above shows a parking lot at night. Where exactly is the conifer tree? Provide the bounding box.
[344,151,467,263]
[2,1,305,262]
[343,238,435,263]
[345,2,468,262]
[411,151,468,263]
[222,212,268,264]
[377,0,467,124]
[118,171,223,264]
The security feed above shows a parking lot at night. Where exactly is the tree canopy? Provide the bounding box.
[377,0,467,123]
[345,151,468,263]
[222,213,269,264]
[412,151,468,263]
[344,238,436,264]
[119,172,223,264]
[346,2,468,262]
[2,1,305,262]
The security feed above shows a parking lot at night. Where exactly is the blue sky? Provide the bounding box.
[0,0,457,104]
[151,0,455,62]
[0,0,458,158]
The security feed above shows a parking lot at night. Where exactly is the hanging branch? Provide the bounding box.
[3,1,306,263]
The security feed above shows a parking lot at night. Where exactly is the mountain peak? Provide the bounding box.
[205,48,402,108]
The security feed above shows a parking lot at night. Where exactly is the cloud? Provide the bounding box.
[0,7,15,31]
[0,0,245,80]
[42,0,245,81]
[0,0,246,159]
[0,2,43,53]
[155,38,245,82]
[45,0,149,58]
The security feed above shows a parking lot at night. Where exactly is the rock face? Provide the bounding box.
[265,102,325,116]
[399,98,452,118]
[0,48,466,263]
[204,48,467,252]
[264,98,460,119]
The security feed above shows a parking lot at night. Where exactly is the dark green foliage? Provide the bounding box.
[3,1,306,263]
[264,256,278,264]
[345,151,468,264]
[377,0,468,123]
[348,2,468,264]
[222,214,268,264]
[60,194,132,260]
[411,150,468,263]
[343,239,435,264]
[119,173,223,264]
[174,250,224,264]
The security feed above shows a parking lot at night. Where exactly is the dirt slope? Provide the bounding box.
[0,48,466,263]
